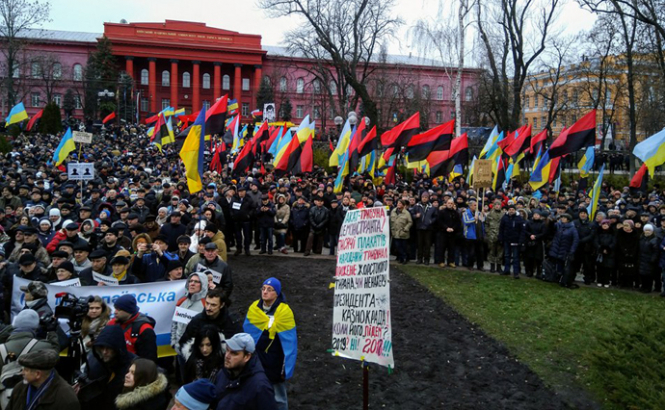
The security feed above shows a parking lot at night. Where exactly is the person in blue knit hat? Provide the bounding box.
[173,379,216,410]
[107,294,157,362]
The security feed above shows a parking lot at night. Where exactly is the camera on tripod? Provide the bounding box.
[55,292,93,333]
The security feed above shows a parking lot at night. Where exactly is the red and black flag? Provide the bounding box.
[630,163,648,192]
[210,142,226,173]
[549,110,596,158]
[530,128,548,156]
[503,124,531,160]
[427,133,469,179]
[380,112,420,148]
[384,163,396,185]
[26,109,43,132]
[233,138,255,176]
[144,113,159,125]
[151,113,173,151]
[405,119,454,162]
[356,126,378,159]
[102,112,116,124]
[252,121,270,155]
[289,135,313,174]
[204,95,228,136]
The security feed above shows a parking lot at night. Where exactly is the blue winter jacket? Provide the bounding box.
[462,209,482,240]
[213,354,277,410]
[548,221,579,259]
[498,213,526,245]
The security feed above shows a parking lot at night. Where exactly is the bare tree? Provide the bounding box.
[411,0,475,136]
[475,0,561,131]
[258,0,402,129]
[0,0,50,107]
[527,35,576,139]
[580,0,641,172]
[32,52,64,103]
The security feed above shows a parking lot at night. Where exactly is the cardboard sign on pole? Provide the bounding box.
[331,207,394,369]
[473,159,493,189]
[72,131,93,144]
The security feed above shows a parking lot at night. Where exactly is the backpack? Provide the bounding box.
[130,314,156,341]
[0,339,39,389]
[0,338,40,410]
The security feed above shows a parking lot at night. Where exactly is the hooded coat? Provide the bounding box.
[171,271,208,352]
[548,221,579,260]
[114,373,170,410]
[79,325,136,410]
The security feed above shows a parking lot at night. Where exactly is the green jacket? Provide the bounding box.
[390,208,413,239]
[485,208,505,243]
[0,330,59,375]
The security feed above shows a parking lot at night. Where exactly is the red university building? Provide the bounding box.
[5,20,482,134]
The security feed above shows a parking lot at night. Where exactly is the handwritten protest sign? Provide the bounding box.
[331,207,394,368]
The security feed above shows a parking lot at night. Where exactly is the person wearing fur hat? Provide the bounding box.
[115,358,170,410]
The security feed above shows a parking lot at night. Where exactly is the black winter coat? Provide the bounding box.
[80,325,137,410]
[256,202,276,228]
[615,230,639,266]
[414,203,436,231]
[594,228,616,268]
[309,206,329,234]
[178,308,242,349]
[638,234,659,276]
[328,206,346,236]
[525,218,547,260]
[436,208,461,234]
[574,219,596,254]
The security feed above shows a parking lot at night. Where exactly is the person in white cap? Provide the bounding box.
[212,333,277,410]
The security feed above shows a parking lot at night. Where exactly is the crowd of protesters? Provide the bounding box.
[0,122,661,409]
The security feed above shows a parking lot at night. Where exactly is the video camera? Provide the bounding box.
[55,292,93,333]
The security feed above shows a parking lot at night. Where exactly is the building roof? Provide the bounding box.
[16,28,470,69]
[262,45,448,67]
[17,28,100,43]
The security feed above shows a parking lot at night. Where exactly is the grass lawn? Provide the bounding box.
[401,265,665,410]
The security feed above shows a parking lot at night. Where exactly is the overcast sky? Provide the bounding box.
[42,0,596,57]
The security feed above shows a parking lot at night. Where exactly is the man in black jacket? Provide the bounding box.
[178,288,242,353]
[524,210,548,278]
[414,192,437,265]
[304,197,329,256]
[77,325,135,410]
[436,199,461,267]
[160,212,188,253]
[573,208,597,284]
[231,187,254,256]
[498,204,525,278]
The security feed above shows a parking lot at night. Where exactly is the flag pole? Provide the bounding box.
[362,362,369,410]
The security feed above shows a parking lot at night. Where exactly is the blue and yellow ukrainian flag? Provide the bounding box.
[244,301,297,380]
[179,108,206,193]
[5,102,28,126]
[330,119,353,167]
[587,164,605,219]
[479,126,499,159]
[633,128,665,175]
[529,149,555,190]
[577,146,595,178]
[52,128,75,166]
[174,107,186,117]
